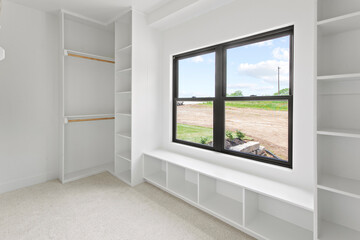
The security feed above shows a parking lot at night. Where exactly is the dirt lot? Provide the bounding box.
[177,104,288,160]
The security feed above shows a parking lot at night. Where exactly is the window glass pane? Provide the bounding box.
[225,100,288,161]
[226,36,290,97]
[176,101,213,146]
[178,52,215,98]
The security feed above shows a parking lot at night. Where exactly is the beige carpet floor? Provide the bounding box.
[0,172,255,240]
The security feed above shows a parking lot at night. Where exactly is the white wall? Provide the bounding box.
[0,1,59,193]
[160,0,316,192]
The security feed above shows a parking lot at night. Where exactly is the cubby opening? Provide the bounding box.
[168,164,198,203]
[115,157,131,184]
[318,189,360,240]
[199,175,243,225]
[115,11,132,50]
[143,156,166,187]
[318,135,360,197]
[318,0,360,21]
[318,29,360,76]
[115,93,131,115]
[244,190,313,240]
[116,137,131,161]
[116,47,132,71]
[116,69,132,93]
[115,115,131,138]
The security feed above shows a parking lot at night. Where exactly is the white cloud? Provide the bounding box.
[272,47,289,60]
[254,40,273,47]
[238,60,289,83]
[190,56,204,63]
[228,83,274,91]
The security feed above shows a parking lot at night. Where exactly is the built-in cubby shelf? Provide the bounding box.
[143,150,314,240]
[199,175,243,225]
[318,174,360,199]
[317,1,360,238]
[143,156,166,188]
[116,132,131,139]
[317,129,360,138]
[319,220,360,240]
[116,44,132,53]
[318,11,360,35]
[168,163,198,203]
[117,152,131,161]
[318,73,360,81]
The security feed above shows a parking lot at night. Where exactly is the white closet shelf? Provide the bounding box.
[116,132,131,139]
[64,49,115,63]
[318,11,360,35]
[63,162,114,183]
[317,128,360,138]
[319,220,360,240]
[116,44,132,52]
[318,73,360,81]
[117,151,131,161]
[116,91,131,94]
[117,68,132,73]
[318,92,360,96]
[144,149,313,211]
[318,174,360,199]
[246,212,313,240]
[116,112,131,117]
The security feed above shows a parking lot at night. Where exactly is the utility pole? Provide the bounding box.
[277,66,280,94]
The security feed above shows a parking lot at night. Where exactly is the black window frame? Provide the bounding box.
[173,26,294,168]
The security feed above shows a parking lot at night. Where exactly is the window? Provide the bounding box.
[173,26,293,168]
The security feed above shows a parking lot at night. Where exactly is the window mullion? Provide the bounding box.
[213,46,225,152]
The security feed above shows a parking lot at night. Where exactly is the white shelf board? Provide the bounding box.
[144,171,166,187]
[319,220,360,240]
[318,11,360,35]
[64,49,115,62]
[117,169,131,185]
[201,194,243,225]
[65,113,115,119]
[318,73,360,81]
[318,92,360,96]
[116,132,131,139]
[246,212,313,240]
[63,162,113,183]
[115,91,131,94]
[116,112,131,117]
[317,128,360,139]
[318,174,360,199]
[144,150,313,211]
[116,68,132,73]
[169,181,197,203]
[116,44,132,52]
[117,151,131,161]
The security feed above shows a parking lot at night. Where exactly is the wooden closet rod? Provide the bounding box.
[68,117,115,123]
[68,53,115,64]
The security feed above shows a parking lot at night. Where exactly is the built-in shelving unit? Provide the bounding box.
[113,10,154,186]
[316,0,360,238]
[59,11,115,183]
[114,11,132,185]
[144,150,313,240]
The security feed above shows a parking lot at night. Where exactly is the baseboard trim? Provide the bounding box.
[0,172,58,195]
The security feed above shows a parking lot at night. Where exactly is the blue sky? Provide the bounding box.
[178,36,290,97]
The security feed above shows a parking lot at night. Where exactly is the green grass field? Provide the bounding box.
[177,124,213,144]
[203,101,288,111]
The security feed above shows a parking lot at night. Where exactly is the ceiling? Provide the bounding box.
[6,0,235,29]
[6,0,173,25]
